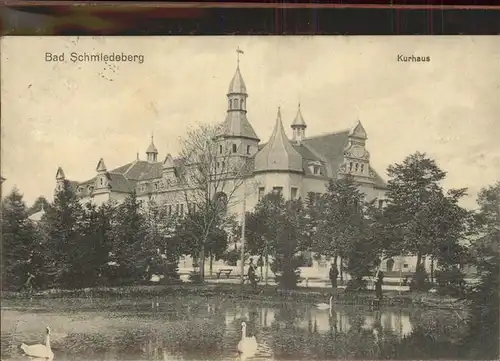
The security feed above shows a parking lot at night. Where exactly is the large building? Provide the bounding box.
[54,53,396,276]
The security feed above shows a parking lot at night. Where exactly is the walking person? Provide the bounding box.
[375,270,384,300]
[329,263,339,289]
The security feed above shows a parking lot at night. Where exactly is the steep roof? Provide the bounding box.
[146,137,158,154]
[218,112,260,141]
[301,131,387,189]
[28,208,45,222]
[254,108,303,174]
[291,104,307,128]
[228,66,247,94]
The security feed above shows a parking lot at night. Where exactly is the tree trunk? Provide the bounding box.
[265,255,269,285]
[199,245,205,281]
[209,252,213,276]
[430,258,434,284]
[339,256,344,283]
[416,253,422,268]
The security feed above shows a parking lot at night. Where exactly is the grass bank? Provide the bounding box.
[1,283,465,310]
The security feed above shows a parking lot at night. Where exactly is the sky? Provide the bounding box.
[1,36,499,209]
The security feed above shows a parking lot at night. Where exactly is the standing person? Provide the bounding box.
[375,270,384,300]
[257,255,264,280]
[329,263,339,289]
[248,258,257,289]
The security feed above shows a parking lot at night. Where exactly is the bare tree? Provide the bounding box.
[176,123,252,281]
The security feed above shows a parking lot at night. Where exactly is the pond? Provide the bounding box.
[1,296,469,360]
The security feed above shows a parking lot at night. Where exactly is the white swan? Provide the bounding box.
[237,321,258,358]
[316,296,333,310]
[20,326,54,360]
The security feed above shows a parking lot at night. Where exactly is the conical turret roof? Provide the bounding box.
[254,107,303,173]
[291,103,307,128]
[146,136,158,154]
[228,66,247,95]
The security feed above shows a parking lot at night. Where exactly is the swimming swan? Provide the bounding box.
[20,326,54,360]
[237,321,258,358]
[316,296,333,310]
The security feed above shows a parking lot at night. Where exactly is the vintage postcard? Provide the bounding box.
[1,36,499,361]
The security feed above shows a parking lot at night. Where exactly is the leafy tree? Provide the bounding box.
[246,192,307,289]
[108,192,148,285]
[41,180,83,288]
[72,201,114,287]
[344,200,383,290]
[461,182,499,359]
[309,176,368,281]
[142,200,182,283]
[27,196,49,216]
[1,188,37,290]
[245,192,283,284]
[381,152,470,290]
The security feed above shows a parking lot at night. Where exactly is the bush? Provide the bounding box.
[435,267,466,297]
[221,249,240,266]
[346,278,368,291]
[274,269,301,290]
[410,264,432,292]
[188,272,203,284]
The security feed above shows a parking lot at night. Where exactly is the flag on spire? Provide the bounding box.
[236,47,244,54]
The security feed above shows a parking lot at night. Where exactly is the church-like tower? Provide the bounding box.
[291,103,307,144]
[146,136,158,163]
[217,48,260,160]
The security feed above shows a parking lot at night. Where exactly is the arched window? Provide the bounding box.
[386,259,395,272]
[241,99,245,109]
[349,162,353,171]
[355,163,359,172]
[234,99,239,108]
[228,99,232,109]
[361,164,365,173]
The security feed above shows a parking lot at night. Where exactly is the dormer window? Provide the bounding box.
[100,178,104,186]
[154,183,158,190]
[313,166,320,175]
[232,144,237,153]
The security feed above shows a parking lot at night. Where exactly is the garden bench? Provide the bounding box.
[216,269,233,279]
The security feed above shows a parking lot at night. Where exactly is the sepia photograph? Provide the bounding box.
[1,36,499,361]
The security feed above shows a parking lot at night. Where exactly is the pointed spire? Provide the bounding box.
[349,119,367,140]
[292,103,307,128]
[291,103,307,143]
[146,134,158,162]
[55,167,65,180]
[228,48,247,95]
[96,158,107,172]
[136,152,139,161]
[163,153,175,169]
[254,106,303,174]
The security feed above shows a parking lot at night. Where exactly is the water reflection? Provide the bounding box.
[1,297,467,360]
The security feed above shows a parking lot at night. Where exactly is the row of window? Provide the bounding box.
[219,144,251,155]
[228,98,245,109]
[348,162,365,173]
[257,186,300,201]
